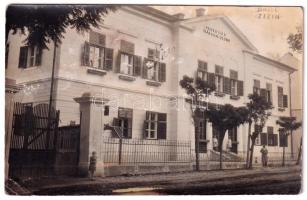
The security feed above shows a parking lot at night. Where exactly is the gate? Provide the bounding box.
[8,102,80,178]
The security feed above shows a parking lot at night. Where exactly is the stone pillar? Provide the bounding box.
[74,92,109,177]
[5,78,22,181]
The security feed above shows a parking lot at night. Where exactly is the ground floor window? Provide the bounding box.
[228,127,238,153]
[279,129,288,147]
[144,111,167,140]
[113,108,133,138]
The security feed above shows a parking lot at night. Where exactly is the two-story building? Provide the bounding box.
[6,6,296,166]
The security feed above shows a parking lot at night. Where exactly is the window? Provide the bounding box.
[279,129,288,147]
[113,108,133,138]
[89,45,104,68]
[197,60,208,81]
[230,70,238,96]
[253,79,260,95]
[215,65,224,93]
[104,106,109,116]
[143,50,166,82]
[18,46,42,68]
[278,86,283,108]
[266,83,272,104]
[120,53,134,75]
[254,124,262,145]
[144,111,167,139]
[148,48,160,60]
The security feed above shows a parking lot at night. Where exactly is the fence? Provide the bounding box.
[103,137,192,164]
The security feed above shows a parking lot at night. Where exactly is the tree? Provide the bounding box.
[179,75,215,171]
[287,26,303,54]
[276,116,301,166]
[205,104,248,169]
[245,93,273,169]
[6,4,117,49]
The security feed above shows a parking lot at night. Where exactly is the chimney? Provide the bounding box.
[196,8,206,17]
[173,13,185,20]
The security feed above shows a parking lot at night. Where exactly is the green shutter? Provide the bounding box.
[104,48,113,70]
[18,46,28,68]
[278,87,283,108]
[81,42,90,66]
[115,51,121,73]
[208,72,215,88]
[142,58,148,79]
[35,47,42,66]
[157,113,167,139]
[237,80,244,96]
[223,77,231,94]
[283,95,288,108]
[159,62,166,82]
[133,55,142,76]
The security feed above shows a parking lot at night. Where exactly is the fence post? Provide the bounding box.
[118,137,122,165]
[74,92,109,177]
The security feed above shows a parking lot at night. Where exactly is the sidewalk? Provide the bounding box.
[13,165,301,195]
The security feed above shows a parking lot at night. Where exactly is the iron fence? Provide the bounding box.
[103,137,192,164]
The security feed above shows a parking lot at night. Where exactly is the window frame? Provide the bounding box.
[18,45,42,69]
[119,51,134,76]
[145,112,158,139]
[88,43,105,69]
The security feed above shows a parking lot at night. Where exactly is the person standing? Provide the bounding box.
[89,151,97,180]
[260,145,268,167]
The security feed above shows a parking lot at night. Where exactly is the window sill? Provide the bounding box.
[214,92,225,97]
[278,107,285,112]
[232,141,239,144]
[230,95,240,100]
[118,74,136,82]
[20,66,39,71]
[146,80,161,87]
[87,67,107,76]
[200,139,210,143]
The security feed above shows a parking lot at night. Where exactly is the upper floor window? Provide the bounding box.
[18,46,42,68]
[197,60,208,81]
[144,111,166,139]
[230,70,238,96]
[215,65,224,93]
[253,79,260,95]
[143,49,166,82]
[82,31,113,70]
[120,52,134,75]
[278,86,288,109]
[266,83,272,104]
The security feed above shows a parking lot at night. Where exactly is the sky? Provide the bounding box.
[153,6,303,61]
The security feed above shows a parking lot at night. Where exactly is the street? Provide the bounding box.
[18,165,301,195]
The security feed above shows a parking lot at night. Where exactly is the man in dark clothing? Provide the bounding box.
[260,145,268,167]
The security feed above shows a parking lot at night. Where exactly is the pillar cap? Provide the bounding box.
[74,92,109,105]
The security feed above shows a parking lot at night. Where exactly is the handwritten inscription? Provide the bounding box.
[256,7,280,20]
[203,26,230,42]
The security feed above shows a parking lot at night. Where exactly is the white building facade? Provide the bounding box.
[6,6,296,165]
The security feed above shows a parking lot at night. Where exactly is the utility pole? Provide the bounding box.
[46,40,57,149]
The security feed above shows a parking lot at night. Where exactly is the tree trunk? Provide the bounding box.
[219,143,223,170]
[296,137,302,165]
[248,139,255,169]
[282,146,285,167]
[194,116,200,171]
[290,130,294,158]
[218,129,225,170]
[245,121,252,169]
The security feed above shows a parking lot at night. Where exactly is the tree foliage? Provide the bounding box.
[276,116,301,134]
[6,4,117,49]
[287,26,303,54]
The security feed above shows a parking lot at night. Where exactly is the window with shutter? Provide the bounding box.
[197,60,208,81]
[278,86,283,108]
[159,63,166,82]
[18,46,42,68]
[117,108,133,139]
[208,72,215,87]
[267,126,275,146]
[279,129,288,147]
[253,79,261,95]
[144,111,167,140]
[142,58,148,79]
[260,88,268,101]
[148,48,160,60]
